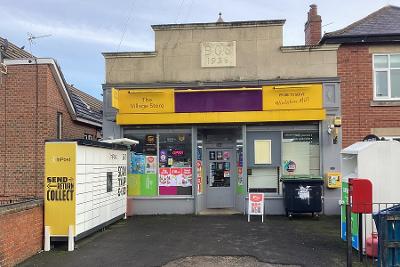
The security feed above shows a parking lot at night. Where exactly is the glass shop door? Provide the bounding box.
[205,149,235,208]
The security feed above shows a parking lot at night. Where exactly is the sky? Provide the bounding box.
[1,0,399,100]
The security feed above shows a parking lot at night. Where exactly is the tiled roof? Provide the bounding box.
[68,85,103,125]
[321,5,400,43]
[0,37,33,59]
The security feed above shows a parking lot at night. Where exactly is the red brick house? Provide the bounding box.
[320,5,400,147]
[0,37,102,198]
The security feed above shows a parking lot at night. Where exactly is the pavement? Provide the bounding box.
[19,215,348,267]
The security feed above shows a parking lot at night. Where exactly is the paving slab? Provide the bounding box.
[19,215,347,267]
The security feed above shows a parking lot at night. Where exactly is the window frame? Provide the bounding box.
[373,53,400,101]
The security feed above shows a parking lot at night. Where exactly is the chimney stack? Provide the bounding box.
[304,4,322,45]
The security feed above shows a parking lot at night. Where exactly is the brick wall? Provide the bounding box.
[0,63,100,198]
[0,200,43,267]
[338,44,400,147]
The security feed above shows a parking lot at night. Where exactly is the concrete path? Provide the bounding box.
[20,215,347,267]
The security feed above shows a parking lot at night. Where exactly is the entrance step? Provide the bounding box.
[199,208,241,215]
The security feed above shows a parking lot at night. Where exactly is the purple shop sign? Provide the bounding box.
[175,90,262,113]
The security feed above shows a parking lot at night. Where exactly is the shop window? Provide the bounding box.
[282,131,320,176]
[56,112,63,139]
[125,132,192,197]
[374,54,400,100]
[127,133,158,197]
[158,133,192,195]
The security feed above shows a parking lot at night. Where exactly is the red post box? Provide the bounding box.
[349,178,373,214]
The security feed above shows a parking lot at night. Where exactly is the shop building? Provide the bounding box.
[320,5,400,147]
[0,37,103,198]
[103,6,342,215]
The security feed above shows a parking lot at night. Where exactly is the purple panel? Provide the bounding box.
[175,90,262,113]
[159,186,178,195]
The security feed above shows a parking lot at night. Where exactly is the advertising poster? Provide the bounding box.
[209,151,216,160]
[140,174,157,196]
[181,167,192,187]
[217,151,223,160]
[127,174,141,196]
[160,150,167,164]
[145,156,157,174]
[223,151,230,160]
[248,193,264,222]
[159,168,171,186]
[131,154,145,174]
[170,168,181,186]
[237,167,245,194]
[196,160,203,194]
[144,134,157,155]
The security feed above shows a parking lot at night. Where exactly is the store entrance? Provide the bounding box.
[205,148,235,208]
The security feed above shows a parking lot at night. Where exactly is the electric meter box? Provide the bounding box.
[44,140,128,251]
[340,141,400,251]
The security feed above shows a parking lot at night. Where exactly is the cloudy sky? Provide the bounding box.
[1,0,399,100]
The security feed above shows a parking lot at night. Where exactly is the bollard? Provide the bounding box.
[68,225,74,251]
[44,226,51,251]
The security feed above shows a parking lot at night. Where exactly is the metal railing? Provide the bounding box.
[345,202,400,267]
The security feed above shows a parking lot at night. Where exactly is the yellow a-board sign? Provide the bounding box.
[45,142,76,236]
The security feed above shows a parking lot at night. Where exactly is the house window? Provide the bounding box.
[374,54,400,99]
[56,112,63,139]
[84,133,93,140]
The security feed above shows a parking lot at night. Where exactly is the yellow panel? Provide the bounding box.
[116,109,326,125]
[45,142,76,236]
[325,172,342,189]
[263,84,323,110]
[254,140,271,164]
[112,88,119,109]
[117,88,175,114]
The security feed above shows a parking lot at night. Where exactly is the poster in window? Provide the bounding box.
[145,156,157,174]
[170,168,181,186]
[223,151,230,160]
[144,134,157,155]
[180,167,192,187]
[196,160,203,194]
[209,151,216,160]
[131,154,145,174]
[160,150,167,163]
[217,151,223,160]
[224,162,230,170]
[159,168,171,186]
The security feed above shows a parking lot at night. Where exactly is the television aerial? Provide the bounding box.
[27,32,52,54]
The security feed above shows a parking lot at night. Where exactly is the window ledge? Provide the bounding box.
[370,100,400,107]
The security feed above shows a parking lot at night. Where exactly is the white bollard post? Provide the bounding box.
[68,225,74,251]
[44,226,51,251]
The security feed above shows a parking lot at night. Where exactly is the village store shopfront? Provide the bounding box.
[103,19,342,215]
